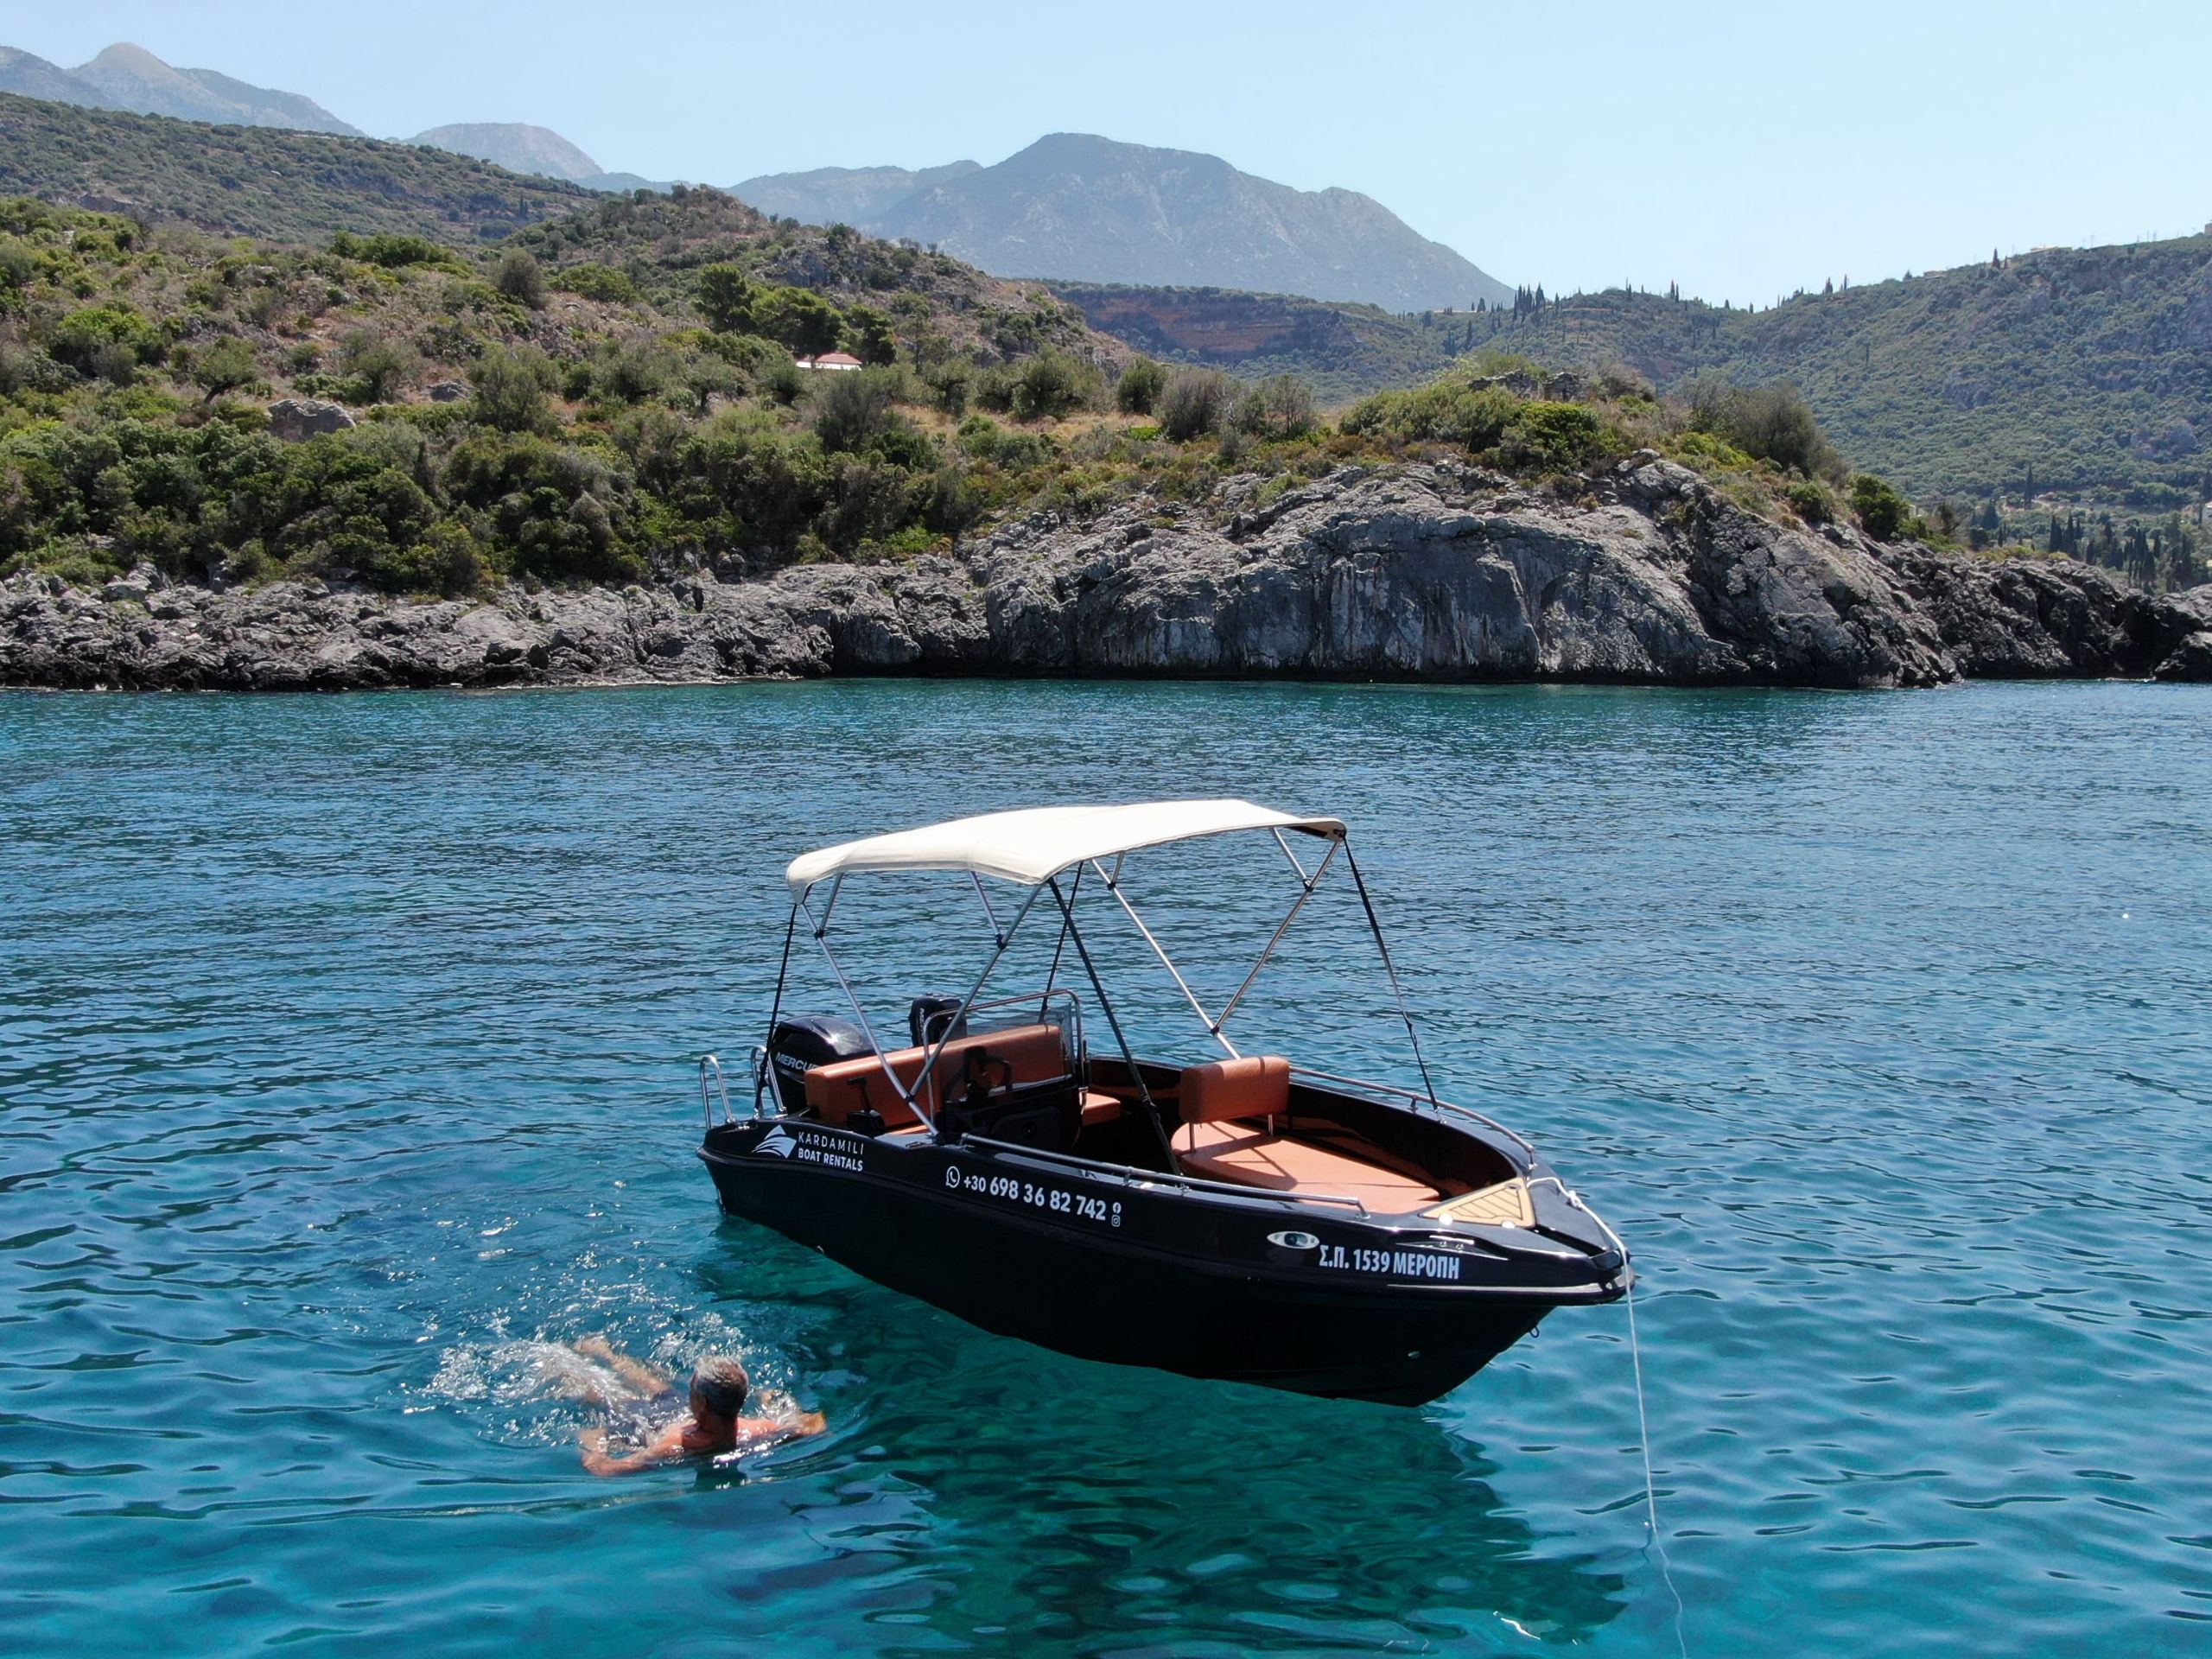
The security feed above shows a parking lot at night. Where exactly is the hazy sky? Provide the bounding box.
[15,1,2209,305]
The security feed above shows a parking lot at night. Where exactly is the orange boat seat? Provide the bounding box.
[1178,1055,1290,1125]
[804,1022,1072,1128]
[1175,1054,1439,1211]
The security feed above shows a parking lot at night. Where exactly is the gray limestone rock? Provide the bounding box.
[266,398,357,442]
[4,460,2208,691]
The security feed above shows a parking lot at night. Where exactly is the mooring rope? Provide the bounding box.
[1625,1275,1690,1659]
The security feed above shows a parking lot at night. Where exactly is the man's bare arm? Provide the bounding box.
[578,1424,685,1477]
[573,1336,672,1396]
[734,1410,827,1444]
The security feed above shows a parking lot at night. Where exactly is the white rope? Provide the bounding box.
[1625,1276,1690,1658]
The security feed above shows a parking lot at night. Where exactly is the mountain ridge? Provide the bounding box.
[0,46,118,108]
[68,41,361,135]
[410,121,603,181]
[737,133,1509,314]
[731,161,982,226]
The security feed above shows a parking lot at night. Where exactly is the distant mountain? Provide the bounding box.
[0,92,588,242]
[578,170,672,195]
[732,161,981,226]
[0,47,118,108]
[857,134,1510,314]
[408,125,676,195]
[411,121,601,182]
[65,41,361,135]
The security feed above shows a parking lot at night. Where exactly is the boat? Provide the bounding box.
[696,799,1630,1406]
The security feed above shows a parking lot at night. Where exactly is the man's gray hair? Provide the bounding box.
[690,1355,750,1418]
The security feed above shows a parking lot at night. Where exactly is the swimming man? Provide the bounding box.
[567,1337,826,1475]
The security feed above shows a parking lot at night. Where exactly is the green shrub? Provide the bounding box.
[1501,402,1613,472]
[469,346,559,434]
[746,285,844,357]
[492,248,545,309]
[1851,473,1912,540]
[1669,430,1754,471]
[1159,369,1235,442]
[592,338,677,405]
[816,456,925,553]
[1341,381,1516,449]
[1011,350,1102,421]
[392,520,488,596]
[1116,357,1166,416]
[842,303,898,365]
[553,263,639,304]
[443,429,636,582]
[810,368,900,454]
[48,305,166,376]
[682,407,833,552]
[957,415,1056,470]
[1785,478,1837,524]
[338,329,419,404]
[764,362,807,406]
[330,232,450,269]
[696,263,754,334]
[0,236,34,302]
[1688,378,1847,483]
[926,361,972,416]
[972,364,1017,414]
[1234,374,1316,440]
[192,334,260,399]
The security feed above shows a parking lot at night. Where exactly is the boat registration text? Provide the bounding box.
[1316,1243,1463,1281]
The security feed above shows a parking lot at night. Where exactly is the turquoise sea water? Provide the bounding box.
[3,678,2210,1657]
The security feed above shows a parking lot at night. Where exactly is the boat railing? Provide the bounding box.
[961,1134,1372,1216]
[1530,1175,1630,1262]
[698,1052,743,1129]
[1290,1065,1535,1159]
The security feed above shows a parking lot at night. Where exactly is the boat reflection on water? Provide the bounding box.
[690,1237,1629,1652]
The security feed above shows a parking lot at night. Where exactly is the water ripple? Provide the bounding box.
[2,680,2209,1656]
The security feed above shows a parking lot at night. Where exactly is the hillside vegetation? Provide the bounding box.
[1465,242,2212,515]
[1048,283,1478,402]
[0,190,1154,594]
[4,183,2072,608]
[1065,238,2212,556]
[0,92,591,244]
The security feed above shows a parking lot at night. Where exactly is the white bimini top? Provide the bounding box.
[785,799,1346,892]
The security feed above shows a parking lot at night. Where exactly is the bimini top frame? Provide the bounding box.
[764,798,1436,1146]
[785,799,1346,891]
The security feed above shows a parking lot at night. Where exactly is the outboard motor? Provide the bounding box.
[908,994,968,1050]
[762,1014,875,1115]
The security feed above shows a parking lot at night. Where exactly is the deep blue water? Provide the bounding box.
[3,677,2209,1657]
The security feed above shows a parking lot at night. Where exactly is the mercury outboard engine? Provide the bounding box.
[762,1014,875,1115]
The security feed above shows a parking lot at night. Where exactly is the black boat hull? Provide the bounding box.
[700,1117,1620,1405]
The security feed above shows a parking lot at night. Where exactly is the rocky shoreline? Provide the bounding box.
[5,456,2209,692]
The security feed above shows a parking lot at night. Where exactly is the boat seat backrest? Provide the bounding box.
[804,1022,1071,1128]
[1178,1055,1291,1126]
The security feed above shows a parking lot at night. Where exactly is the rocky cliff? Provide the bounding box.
[5,458,2208,692]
